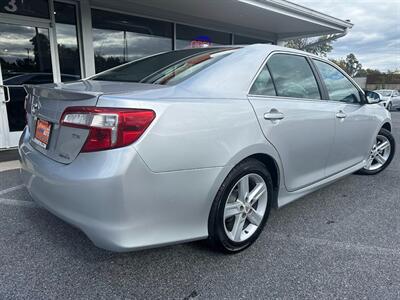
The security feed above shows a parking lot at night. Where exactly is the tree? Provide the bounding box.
[285,34,337,57]
[356,68,382,77]
[330,53,362,77]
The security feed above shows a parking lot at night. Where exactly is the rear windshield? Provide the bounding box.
[91,47,237,85]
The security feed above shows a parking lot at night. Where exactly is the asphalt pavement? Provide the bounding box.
[1,112,400,299]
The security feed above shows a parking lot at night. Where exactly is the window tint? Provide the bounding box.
[267,54,321,100]
[233,35,272,45]
[0,0,49,19]
[55,2,82,79]
[92,9,173,73]
[91,48,236,84]
[176,24,231,49]
[314,60,361,104]
[249,65,276,96]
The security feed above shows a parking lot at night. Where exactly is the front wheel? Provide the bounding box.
[387,102,393,111]
[357,128,395,175]
[208,159,273,253]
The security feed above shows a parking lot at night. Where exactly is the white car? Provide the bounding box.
[374,89,400,111]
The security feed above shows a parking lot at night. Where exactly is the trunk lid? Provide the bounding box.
[24,80,166,164]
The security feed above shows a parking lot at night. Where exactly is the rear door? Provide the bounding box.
[248,53,335,192]
[312,59,376,175]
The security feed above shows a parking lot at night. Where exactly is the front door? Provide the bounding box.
[311,59,376,176]
[0,21,55,149]
[248,53,336,191]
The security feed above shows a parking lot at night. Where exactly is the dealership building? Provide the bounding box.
[0,0,352,150]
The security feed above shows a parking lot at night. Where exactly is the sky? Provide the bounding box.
[294,0,400,72]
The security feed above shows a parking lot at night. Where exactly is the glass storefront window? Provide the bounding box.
[0,23,53,131]
[92,9,173,73]
[54,1,81,80]
[0,0,50,19]
[176,24,231,49]
[233,34,272,45]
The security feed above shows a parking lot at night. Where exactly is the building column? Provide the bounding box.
[79,0,96,77]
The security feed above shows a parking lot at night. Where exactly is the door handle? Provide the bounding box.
[264,109,284,120]
[0,85,10,103]
[336,110,347,119]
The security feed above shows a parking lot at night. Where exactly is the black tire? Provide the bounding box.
[387,102,392,111]
[356,128,395,175]
[208,158,273,253]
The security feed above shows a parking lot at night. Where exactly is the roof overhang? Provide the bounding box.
[91,0,353,42]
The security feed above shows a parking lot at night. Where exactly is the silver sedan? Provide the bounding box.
[19,45,395,253]
[374,89,400,111]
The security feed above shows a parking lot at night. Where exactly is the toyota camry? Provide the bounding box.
[19,45,395,253]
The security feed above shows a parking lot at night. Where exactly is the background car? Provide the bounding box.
[19,45,395,253]
[374,89,400,111]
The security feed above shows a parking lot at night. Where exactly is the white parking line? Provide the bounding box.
[0,198,37,208]
[0,160,20,172]
[0,184,25,196]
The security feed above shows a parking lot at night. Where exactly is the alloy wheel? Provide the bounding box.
[364,134,391,171]
[223,173,268,242]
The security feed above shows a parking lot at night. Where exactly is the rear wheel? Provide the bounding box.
[387,102,393,111]
[357,128,395,175]
[208,159,273,253]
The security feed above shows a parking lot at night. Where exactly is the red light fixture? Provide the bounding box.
[61,107,156,152]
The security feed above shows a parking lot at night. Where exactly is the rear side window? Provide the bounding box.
[314,60,361,104]
[249,65,276,96]
[267,54,321,100]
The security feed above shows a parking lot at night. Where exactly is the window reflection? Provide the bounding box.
[92,9,173,73]
[0,23,53,131]
[54,1,81,80]
[176,24,231,49]
[0,0,49,19]
[234,35,272,45]
[314,60,360,103]
[268,54,321,100]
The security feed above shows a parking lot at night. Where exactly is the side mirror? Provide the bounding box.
[364,90,381,104]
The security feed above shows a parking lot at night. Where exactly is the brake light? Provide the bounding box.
[61,107,155,152]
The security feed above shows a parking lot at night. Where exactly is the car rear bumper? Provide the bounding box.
[19,127,220,251]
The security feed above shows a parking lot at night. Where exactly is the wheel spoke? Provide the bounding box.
[247,209,263,226]
[247,183,266,205]
[231,214,246,241]
[365,156,374,169]
[376,141,390,152]
[224,202,242,219]
[238,175,249,201]
[375,154,386,165]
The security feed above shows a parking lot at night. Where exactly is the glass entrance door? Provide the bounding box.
[0,22,54,149]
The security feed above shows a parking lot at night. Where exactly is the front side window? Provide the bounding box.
[314,60,361,104]
[249,65,276,96]
[267,54,321,100]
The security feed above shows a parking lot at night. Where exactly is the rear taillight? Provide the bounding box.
[61,107,155,152]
